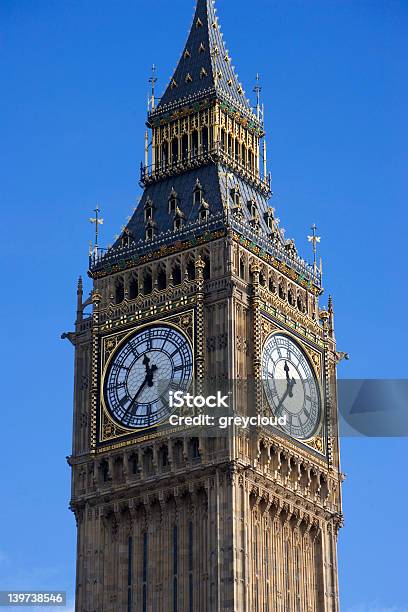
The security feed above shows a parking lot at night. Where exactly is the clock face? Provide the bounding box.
[262,333,321,440]
[103,324,193,429]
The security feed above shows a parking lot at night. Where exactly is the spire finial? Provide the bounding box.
[89,205,104,253]
[253,73,262,122]
[308,223,321,274]
[149,64,158,111]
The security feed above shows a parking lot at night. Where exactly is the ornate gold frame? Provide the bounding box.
[95,310,195,447]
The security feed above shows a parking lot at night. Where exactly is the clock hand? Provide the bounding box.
[284,360,290,382]
[276,387,290,416]
[143,354,158,387]
[284,360,296,398]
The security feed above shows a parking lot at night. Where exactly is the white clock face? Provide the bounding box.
[103,324,193,429]
[262,333,321,440]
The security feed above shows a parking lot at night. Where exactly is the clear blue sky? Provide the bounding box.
[1,1,407,610]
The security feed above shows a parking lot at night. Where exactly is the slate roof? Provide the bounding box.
[120,163,277,244]
[153,0,256,121]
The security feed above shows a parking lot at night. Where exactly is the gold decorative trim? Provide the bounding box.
[93,310,195,448]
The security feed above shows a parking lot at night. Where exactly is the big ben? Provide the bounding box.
[67,0,343,610]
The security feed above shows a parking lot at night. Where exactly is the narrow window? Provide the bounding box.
[220,129,226,150]
[202,127,209,153]
[129,276,138,300]
[162,141,169,168]
[172,138,179,163]
[228,134,233,156]
[173,525,178,612]
[130,453,138,475]
[115,279,124,304]
[145,227,154,241]
[127,536,133,612]
[182,134,189,160]
[157,269,167,291]
[186,260,196,280]
[143,272,152,295]
[172,265,182,285]
[203,256,210,280]
[239,259,245,280]
[142,532,148,612]
[192,131,198,156]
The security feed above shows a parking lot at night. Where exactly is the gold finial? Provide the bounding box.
[308,223,321,274]
[89,205,104,251]
[253,73,262,121]
[148,64,158,111]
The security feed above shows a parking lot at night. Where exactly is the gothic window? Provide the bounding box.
[121,230,131,248]
[231,188,241,208]
[172,264,182,285]
[265,209,275,231]
[182,134,189,160]
[199,207,209,222]
[239,258,246,280]
[143,448,153,475]
[173,440,183,466]
[100,460,109,483]
[248,199,257,218]
[157,268,167,291]
[162,141,169,167]
[279,282,286,300]
[242,144,247,165]
[193,181,203,205]
[169,189,178,214]
[235,139,239,161]
[259,272,266,287]
[190,437,200,460]
[144,198,154,222]
[129,275,138,300]
[202,255,210,280]
[115,277,125,304]
[186,260,196,280]
[220,128,226,151]
[269,276,276,294]
[145,226,155,241]
[288,287,296,306]
[228,133,233,156]
[159,445,169,469]
[174,217,184,231]
[171,138,178,163]
[201,126,209,153]
[192,130,198,156]
[129,453,138,475]
[143,271,153,295]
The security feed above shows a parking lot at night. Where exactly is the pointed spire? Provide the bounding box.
[76,276,83,322]
[155,0,256,121]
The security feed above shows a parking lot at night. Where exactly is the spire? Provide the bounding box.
[155,0,255,121]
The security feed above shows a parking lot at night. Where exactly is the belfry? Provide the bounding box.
[67,1,343,610]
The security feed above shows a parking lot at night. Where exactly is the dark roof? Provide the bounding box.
[155,0,255,120]
[119,163,276,244]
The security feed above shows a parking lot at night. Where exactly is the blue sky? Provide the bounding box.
[0,0,407,609]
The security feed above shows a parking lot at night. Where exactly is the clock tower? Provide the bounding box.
[66,1,343,610]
